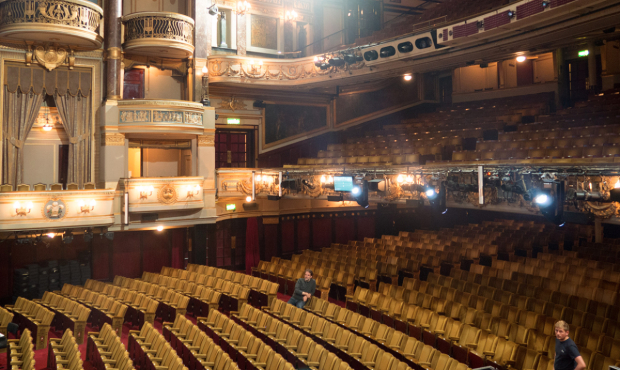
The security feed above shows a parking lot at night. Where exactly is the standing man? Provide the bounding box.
[555,321,586,370]
[287,269,316,309]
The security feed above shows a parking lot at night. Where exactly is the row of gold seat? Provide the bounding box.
[0,306,14,346]
[60,283,157,332]
[35,291,91,344]
[126,321,188,370]
[161,265,279,309]
[448,146,620,163]
[263,298,443,370]
[232,303,352,370]
[199,309,293,370]
[6,297,55,349]
[251,259,335,297]
[7,328,34,370]
[86,323,135,370]
[159,314,239,370]
[538,251,620,273]
[47,329,84,370]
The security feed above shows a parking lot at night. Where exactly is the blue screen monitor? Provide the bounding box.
[334,176,354,192]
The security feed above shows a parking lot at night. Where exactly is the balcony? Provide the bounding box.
[123,12,194,59]
[0,0,103,49]
[117,99,207,135]
[0,189,115,231]
[126,177,205,213]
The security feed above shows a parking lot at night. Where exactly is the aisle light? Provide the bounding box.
[516,56,526,63]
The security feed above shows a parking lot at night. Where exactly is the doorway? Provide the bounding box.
[566,57,601,103]
[215,129,255,168]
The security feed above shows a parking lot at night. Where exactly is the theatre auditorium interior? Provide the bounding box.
[5,0,620,370]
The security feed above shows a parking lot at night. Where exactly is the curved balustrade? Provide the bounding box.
[0,0,103,48]
[123,12,194,58]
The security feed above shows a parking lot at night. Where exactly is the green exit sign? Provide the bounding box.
[227,118,241,125]
[578,50,589,57]
[226,204,236,211]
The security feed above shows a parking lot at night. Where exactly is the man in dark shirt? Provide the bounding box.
[287,269,316,309]
[555,320,586,370]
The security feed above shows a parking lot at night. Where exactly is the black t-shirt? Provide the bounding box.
[555,338,580,370]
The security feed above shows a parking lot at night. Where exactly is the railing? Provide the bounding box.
[0,0,103,36]
[123,12,194,46]
[117,99,206,134]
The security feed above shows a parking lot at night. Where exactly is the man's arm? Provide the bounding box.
[573,356,586,370]
[308,280,316,296]
[293,279,303,297]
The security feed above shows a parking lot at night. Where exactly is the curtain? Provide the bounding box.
[2,86,45,188]
[245,218,260,275]
[54,92,92,187]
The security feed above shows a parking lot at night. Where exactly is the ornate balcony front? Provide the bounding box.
[126,177,205,213]
[0,0,103,49]
[0,189,115,232]
[117,99,207,135]
[123,12,194,59]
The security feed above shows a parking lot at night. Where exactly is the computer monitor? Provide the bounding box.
[333,176,354,192]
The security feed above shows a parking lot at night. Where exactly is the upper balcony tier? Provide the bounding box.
[0,0,103,49]
[116,99,208,135]
[123,12,194,59]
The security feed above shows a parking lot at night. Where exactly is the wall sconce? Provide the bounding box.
[236,0,251,15]
[138,186,154,200]
[249,60,263,73]
[14,201,33,216]
[285,10,298,21]
[320,175,334,184]
[186,185,201,198]
[78,199,96,213]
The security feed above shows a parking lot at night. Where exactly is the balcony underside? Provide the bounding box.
[0,24,103,48]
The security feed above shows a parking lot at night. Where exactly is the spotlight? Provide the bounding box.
[47,232,55,239]
[351,186,360,195]
[208,3,219,15]
[425,188,437,199]
[319,63,329,70]
[301,179,315,190]
[534,194,549,205]
[105,231,114,240]
[542,0,549,8]
[313,56,323,67]
[156,226,164,232]
[246,196,252,202]
[355,55,364,62]
[328,57,345,67]
[352,180,369,208]
[516,56,527,63]
[507,10,515,18]
[344,54,357,64]
[403,74,412,81]
[63,232,73,244]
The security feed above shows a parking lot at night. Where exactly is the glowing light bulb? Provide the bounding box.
[13,201,20,209]
[615,179,620,189]
[90,199,96,208]
[156,226,164,232]
[425,189,436,198]
[406,175,413,183]
[47,233,55,238]
[78,200,85,207]
[202,65,208,74]
[246,196,252,202]
[328,175,333,183]
[516,56,526,63]
[397,175,404,183]
[320,175,326,183]
[404,74,412,81]
[535,194,549,205]
[352,187,360,195]
[256,175,261,182]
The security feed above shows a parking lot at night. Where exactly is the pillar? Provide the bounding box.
[105,0,122,100]
[188,0,212,103]
[237,14,247,56]
[588,40,598,92]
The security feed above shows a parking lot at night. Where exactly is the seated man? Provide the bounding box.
[287,269,316,309]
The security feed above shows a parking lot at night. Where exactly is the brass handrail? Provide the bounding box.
[0,0,103,33]
[123,12,194,46]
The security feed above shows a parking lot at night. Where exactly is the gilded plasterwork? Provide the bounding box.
[102,133,125,146]
[120,110,151,123]
[33,45,68,71]
[157,183,178,204]
[217,97,247,112]
[153,110,183,123]
[184,112,202,125]
[198,135,215,147]
[250,15,277,50]
[0,0,103,33]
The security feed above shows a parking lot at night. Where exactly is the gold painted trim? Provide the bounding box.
[198,135,215,147]
[107,47,123,60]
[118,99,204,109]
[108,95,121,100]
[102,133,125,146]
